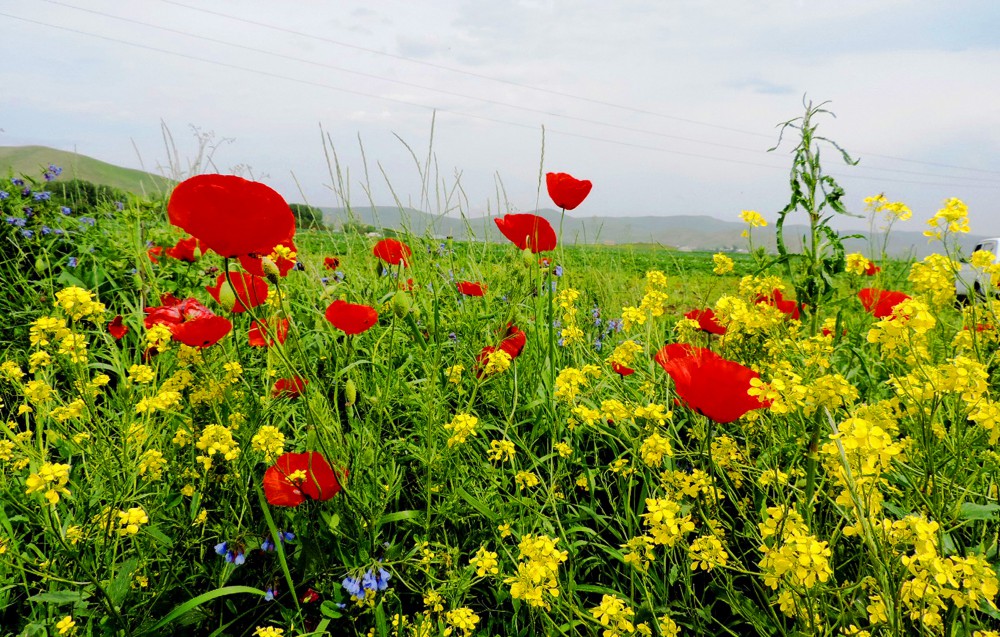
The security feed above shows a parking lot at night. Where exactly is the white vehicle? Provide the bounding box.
[956,237,1000,301]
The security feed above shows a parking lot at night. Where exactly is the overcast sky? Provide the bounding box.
[2,0,999,233]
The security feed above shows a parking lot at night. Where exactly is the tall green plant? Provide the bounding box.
[770,98,861,332]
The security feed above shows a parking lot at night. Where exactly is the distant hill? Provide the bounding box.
[322,205,984,258]
[0,145,173,196]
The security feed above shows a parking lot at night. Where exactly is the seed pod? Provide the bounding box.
[34,256,48,274]
[392,290,411,318]
[521,247,535,268]
[215,281,237,312]
[345,379,357,406]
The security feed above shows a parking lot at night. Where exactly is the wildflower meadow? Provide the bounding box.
[1,105,999,637]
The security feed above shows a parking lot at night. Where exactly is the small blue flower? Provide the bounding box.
[68,257,78,267]
[594,339,603,352]
[115,201,124,211]
[264,586,276,601]
[214,541,228,556]
[341,576,363,598]
[33,191,51,201]
[448,332,458,342]
[6,216,26,227]
[554,265,564,277]
[231,550,246,566]
[20,229,33,239]
[41,226,51,235]
[21,187,31,197]
[558,338,565,347]
[320,277,329,285]
[78,217,96,227]
[11,177,23,186]
[551,280,558,292]
[281,531,295,542]
[261,537,275,552]
[60,206,72,215]
[334,271,345,282]
[0,191,8,200]
[362,566,391,592]
[48,164,63,176]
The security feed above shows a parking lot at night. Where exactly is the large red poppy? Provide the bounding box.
[239,238,297,278]
[206,271,270,313]
[144,296,215,329]
[684,308,727,335]
[755,290,801,320]
[249,318,290,347]
[108,315,129,340]
[272,377,307,398]
[325,300,378,335]
[165,236,199,262]
[457,281,486,297]
[167,174,295,258]
[858,288,910,319]
[170,315,232,348]
[373,238,411,267]
[263,451,342,507]
[546,172,592,211]
[654,343,768,423]
[494,214,557,253]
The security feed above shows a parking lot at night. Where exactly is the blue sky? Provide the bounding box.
[1,0,998,233]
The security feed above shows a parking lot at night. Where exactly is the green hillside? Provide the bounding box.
[0,145,173,196]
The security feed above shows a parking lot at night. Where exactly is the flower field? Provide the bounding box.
[1,151,1000,637]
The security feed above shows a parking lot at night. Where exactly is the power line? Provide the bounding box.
[2,11,998,192]
[32,0,1000,185]
[151,0,1000,177]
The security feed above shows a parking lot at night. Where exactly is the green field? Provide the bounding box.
[1,160,998,637]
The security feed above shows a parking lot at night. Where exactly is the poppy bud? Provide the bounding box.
[34,256,48,274]
[392,290,411,318]
[261,256,280,282]
[214,281,238,312]
[521,248,535,268]
[345,379,357,406]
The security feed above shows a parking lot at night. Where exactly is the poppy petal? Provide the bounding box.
[545,172,593,211]
[324,300,378,335]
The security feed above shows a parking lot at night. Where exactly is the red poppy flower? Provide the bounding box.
[170,315,232,348]
[755,289,801,320]
[272,376,307,398]
[399,278,415,292]
[206,271,269,313]
[612,362,635,377]
[147,245,163,264]
[494,213,557,253]
[324,300,378,335]
[263,451,342,507]
[144,296,215,329]
[165,236,200,262]
[373,238,411,267]
[654,343,768,423]
[864,261,881,276]
[239,238,297,278]
[249,318,290,347]
[684,308,727,335]
[457,281,486,296]
[475,324,527,374]
[858,288,910,319]
[324,256,341,271]
[108,315,129,340]
[545,172,593,211]
[167,174,296,258]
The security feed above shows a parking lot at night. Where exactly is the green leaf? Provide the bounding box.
[108,558,139,606]
[320,600,343,619]
[141,586,265,635]
[27,590,87,605]
[958,502,1000,521]
[377,510,423,528]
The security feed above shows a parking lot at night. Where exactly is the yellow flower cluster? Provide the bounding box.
[621,535,655,572]
[482,350,512,375]
[135,390,182,415]
[251,425,285,462]
[443,607,480,637]
[590,594,635,637]
[689,534,729,571]
[712,253,735,275]
[642,497,694,547]
[253,627,284,637]
[606,340,642,371]
[138,449,167,480]
[514,471,540,490]
[445,364,463,384]
[554,365,601,403]
[908,253,959,307]
[866,298,936,355]
[194,424,240,471]
[556,288,585,346]
[487,439,515,462]
[30,316,71,347]
[444,413,479,447]
[639,432,673,467]
[639,270,669,318]
[758,506,832,590]
[49,399,86,422]
[845,253,871,276]
[469,546,499,577]
[923,197,970,239]
[504,534,568,609]
[864,194,912,221]
[54,286,106,322]
[128,364,156,384]
[116,506,149,536]
[25,462,71,505]
[740,209,768,227]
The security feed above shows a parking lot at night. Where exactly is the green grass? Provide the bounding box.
[0,145,173,197]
